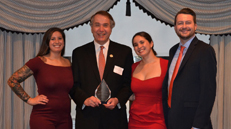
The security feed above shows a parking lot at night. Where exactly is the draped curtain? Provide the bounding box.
[0,32,43,129]
[133,0,231,35]
[0,0,119,33]
[1,0,231,129]
[132,0,231,129]
[210,36,231,129]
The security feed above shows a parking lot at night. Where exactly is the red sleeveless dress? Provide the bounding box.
[128,58,168,129]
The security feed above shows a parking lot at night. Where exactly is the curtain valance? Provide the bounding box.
[0,0,119,34]
[133,0,231,35]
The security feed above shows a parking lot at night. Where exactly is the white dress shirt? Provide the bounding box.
[94,40,110,66]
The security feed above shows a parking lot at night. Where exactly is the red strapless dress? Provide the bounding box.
[128,58,168,129]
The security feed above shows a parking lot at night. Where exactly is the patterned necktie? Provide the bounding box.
[98,46,105,80]
[168,46,185,108]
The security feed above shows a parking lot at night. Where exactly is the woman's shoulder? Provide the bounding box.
[132,61,141,68]
[62,57,71,66]
[159,58,168,69]
[25,56,44,72]
[132,61,141,72]
[26,56,42,65]
[38,56,47,62]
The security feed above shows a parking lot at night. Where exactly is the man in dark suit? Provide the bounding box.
[162,8,217,129]
[70,11,133,129]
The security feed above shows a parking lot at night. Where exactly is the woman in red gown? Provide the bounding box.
[128,31,167,129]
[7,27,73,129]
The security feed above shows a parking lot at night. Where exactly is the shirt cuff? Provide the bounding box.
[82,104,85,110]
[117,102,121,109]
[83,102,121,109]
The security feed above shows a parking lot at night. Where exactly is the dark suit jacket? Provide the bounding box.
[162,37,217,129]
[70,40,133,129]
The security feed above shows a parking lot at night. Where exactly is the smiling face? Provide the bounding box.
[133,35,153,58]
[49,31,64,54]
[91,14,112,45]
[174,14,197,44]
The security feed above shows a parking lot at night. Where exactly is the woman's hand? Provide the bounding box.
[27,95,49,106]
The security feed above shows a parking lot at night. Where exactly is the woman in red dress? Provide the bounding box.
[7,27,73,129]
[128,31,167,129]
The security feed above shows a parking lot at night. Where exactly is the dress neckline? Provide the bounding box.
[132,76,160,81]
[132,58,164,81]
[37,57,71,68]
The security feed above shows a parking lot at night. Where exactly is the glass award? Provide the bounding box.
[95,79,111,104]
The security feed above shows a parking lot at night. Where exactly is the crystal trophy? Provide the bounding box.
[95,79,111,104]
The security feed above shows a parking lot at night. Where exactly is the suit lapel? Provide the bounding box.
[103,41,116,80]
[169,44,179,68]
[165,44,179,85]
[178,37,198,72]
[86,42,101,83]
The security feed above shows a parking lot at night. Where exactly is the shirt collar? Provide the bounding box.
[180,36,195,49]
[94,40,110,51]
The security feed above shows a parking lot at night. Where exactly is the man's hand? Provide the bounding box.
[84,96,101,107]
[103,97,119,110]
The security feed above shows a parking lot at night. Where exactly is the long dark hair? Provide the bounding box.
[36,27,65,57]
[132,31,157,55]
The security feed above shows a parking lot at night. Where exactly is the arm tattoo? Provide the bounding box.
[7,65,33,102]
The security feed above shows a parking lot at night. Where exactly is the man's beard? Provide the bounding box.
[176,28,195,40]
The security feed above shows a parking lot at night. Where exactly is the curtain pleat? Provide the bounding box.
[210,35,231,129]
[0,0,119,33]
[223,36,231,129]
[23,34,36,129]
[210,35,224,129]
[0,32,42,129]
[133,0,231,35]
[0,31,5,129]
[12,34,24,129]
[4,32,13,129]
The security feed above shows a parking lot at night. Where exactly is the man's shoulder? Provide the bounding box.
[197,39,210,46]
[73,42,93,52]
[196,39,215,52]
